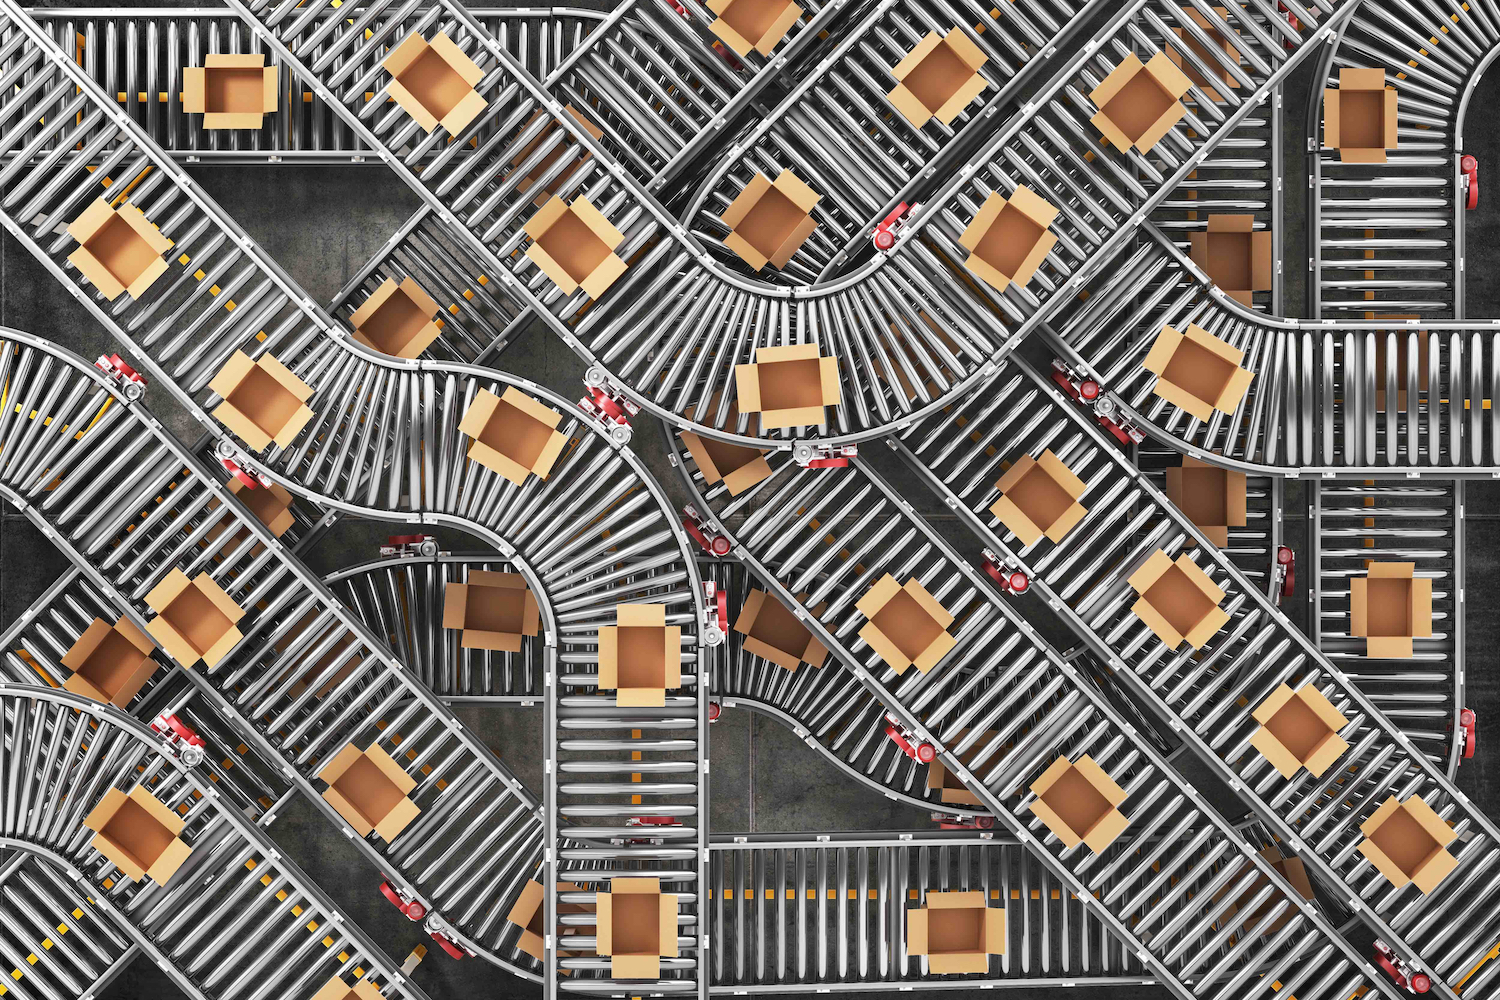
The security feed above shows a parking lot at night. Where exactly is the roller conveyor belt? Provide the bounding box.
[0,849,135,1000]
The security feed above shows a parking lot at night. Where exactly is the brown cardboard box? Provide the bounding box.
[348,276,443,359]
[66,198,172,302]
[958,186,1059,294]
[707,0,803,57]
[886,29,989,128]
[505,879,594,963]
[316,742,421,842]
[1188,215,1273,308]
[273,609,363,700]
[597,877,678,979]
[82,786,193,885]
[925,728,1000,806]
[459,386,569,486]
[679,428,772,495]
[1141,322,1255,422]
[383,31,487,134]
[1164,457,1246,547]
[209,351,315,451]
[230,477,296,536]
[1249,683,1350,779]
[1358,795,1458,894]
[524,195,628,299]
[856,574,956,675]
[309,977,386,1000]
[1372,321,1428,410]
[60,616,157,708]
[1167,7,1240,104]
[510,106,605,206]
[183,53,277,129]
[1127,550,1229,650]
[1350,562,1433,658]
[1214,845,1315,936]
[989,449,1088,546]
[599,603,683,707]
[442,570,540,652]
[1325,68,1397,163]
[1027,754,1130,853]
[906,891,1005,973]
[734,343,841,429]
[1089,51,1192,154]
[733,588,827,671]
[143,568,245,668]
[720,169,821,271]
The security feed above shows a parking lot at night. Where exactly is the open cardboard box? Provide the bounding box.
[310,977,386,1000]
[67,198,172,302]
[506,879,594,964]
[1350,561,1432,658]
[459,386,569,486]
[679,394,771,495]
[61,616,157,708]
[273,610,363,700]
[1167,7,1240,104]
[707,0,803,57]
[1325,67,1397,163]
[597,877,678,979]
[886,29,989,128]
[383,31,487,134]
[989,449,1088,546]
[229,477,296,537]
[926,728,1000,806]
[524,195,627,299]
[907,891,1005,973]
[183,53,277,129]
[959,186,1058,294]
[510,106,605,207]
[599,603,683,707]
[316,742,420,842]
[720,169,821,271]
[349,276,442,359]
[209,351,314,452]
[1164,457,1246,547]
[1142,322,1255,422]
[1249,683,1350,779]
[1372,320,1428,410]
[1215,845,1315,936]
[1089,51,1191,155]
[1127,550,1229,650]
[734,343,840,429]
[443,570,540,652]
[1189,215,1273,308]
[733,588,827,671]
[83,786,193,885]
[144,568,245,668]
[1358,795,1458,893]
[856,574,956,675]
[1027,754,1130,853]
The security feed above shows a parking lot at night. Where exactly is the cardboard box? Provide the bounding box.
[505,879,594,963]
[734,343,840,429]
[1089,51,1191,154]
[271,609,363,700]
[925,728,1000,806]
[316,742,420,842]
[720,169,821,271]
[733,588,827,671]
[1141,322,1255,422]
[707,0,803,57]
[1350,562,1433,658]
[679,428,771,495]
[510,106,605,206]
[1249,683,1350,779]
[1372,320,1428,410]
[209,351,315,452]
[906,891,1005,973]
[1325,67,1397,163]
[1127,550,1229,650]
[82,786,193,885]
[989,449,1088,546]
[229,477,296,537]
[348,276,442,360]
[1358,795,1458,893]
[183,53,277,129]
[1215,845,1315,936]
[1188,215,1273,308]
[524,195,628,299]
[599,603,683,707]
[958,186,1059,293]
[1027,754,1130,853]
[66,198,172,302]
[886,29,989,128]
[1164,457,1246,547]
[458,386,569,486]
[60,616,157,708]
[442,570,540,652]
[143,568,245,668]
[856,574,956,675]
[597,877,678,979]
[309,977,386,1000]
[1167,7,1240,104]
[383,31,487,134]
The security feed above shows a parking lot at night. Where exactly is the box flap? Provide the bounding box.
[1340,67,1387,90]
[374,797,421,842]
[890,32,943,83]
[1323,86,1343,148]
[429,31,485,87]
[1081,808,1130,853]
[182,67,207,114]
[659,894,680,957]
[906,907,928,955]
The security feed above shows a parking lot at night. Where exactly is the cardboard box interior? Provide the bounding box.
[1359,795,1457,893]
[318,743,420,842]
[1028,755,1129,853]
[183,54,277,128]
[1350,562,1433,658]
[384,31,487,134]
[598,878,678,978]
[1089,52,1191,154]
[856,575,956,675]
[460,387,569,486]
[1250,683,1349,779]
[721,170,821,271]
[1142,323,1255,421]
[525,196,627,298]
[708,0,803,57]
[1189,216,1273,306]
[886,29,988,127]
[959,186,1059,293]
[209,351,314,451]
[1164,458,1246,546]
[1325,67,1397,162]
[907,891,1005,973]
[66,199,172,301]
[1129,551,1227,649]
[349,276,442,360]
[733,588,827,671]
[83,786,192,884]
[990,450,1088,546]
[600,604,683,706]
[144,569,245,668]
[61,616,157,707]
[442,570,539,652]
[735,344,840,428]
